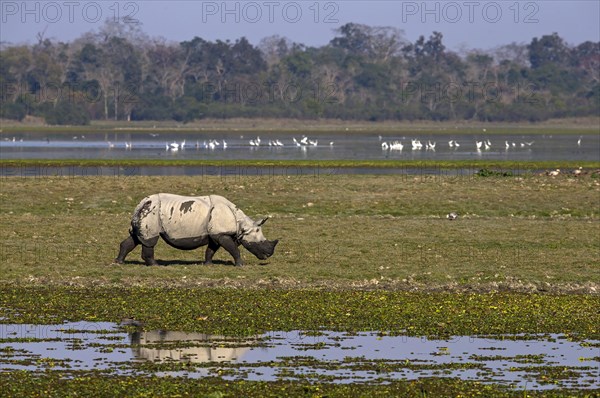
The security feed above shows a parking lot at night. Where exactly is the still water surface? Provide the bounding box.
[1,131,598,162]
[1,322,598,389]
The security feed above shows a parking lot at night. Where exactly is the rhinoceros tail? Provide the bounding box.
[131,200,153,232]
[130,196,163,246]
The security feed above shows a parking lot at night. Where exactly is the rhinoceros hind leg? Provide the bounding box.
[214,235,243,266]
[204,238,220,265]
[141,237,160,266]
[141,245,160,266]
[115,235,138,264]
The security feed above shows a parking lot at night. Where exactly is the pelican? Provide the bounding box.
[573,167,583,176]
[448,140,455,148]
[308,139,318,146]
[180,140,186,149]
[484,141,491,150]
[222,140,227,149]
[300,136,308,145]
[381,142,389,150]
[505,141,510,149]
[476,141,483,150]
[169,141,180,150]
[453,141,460,148]
[426,140,436,151]
[548,169,560,177]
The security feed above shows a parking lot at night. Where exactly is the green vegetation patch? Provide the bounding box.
[4,370,595,398]
[1,287,598,339]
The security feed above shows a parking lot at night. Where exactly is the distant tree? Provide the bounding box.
[572,41,600,84]
[528,33,570,69]
[402,31,447,75]
[145,39,189,98]
[0,23,597,122]
[258,35,292,67]
[331,23,405,63]
[44,100,90,125]
[493,42,529,67]
[0,46,32,96]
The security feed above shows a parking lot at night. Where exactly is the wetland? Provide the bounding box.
[1,123,599,396]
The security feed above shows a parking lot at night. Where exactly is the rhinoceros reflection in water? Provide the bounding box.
[130,330,255,363]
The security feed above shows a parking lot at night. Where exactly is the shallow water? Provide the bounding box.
[1,131,598,162]
[1,321,598,389]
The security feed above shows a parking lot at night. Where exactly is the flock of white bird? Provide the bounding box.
[381,137,536,152]
[81,133,583,153]
[159,135,334,151]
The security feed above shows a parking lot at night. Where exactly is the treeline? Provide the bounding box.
[1,21,598,124]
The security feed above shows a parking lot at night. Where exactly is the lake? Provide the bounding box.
[1,130,598,162]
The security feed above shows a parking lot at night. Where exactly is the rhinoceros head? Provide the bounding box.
[239,217,278,260]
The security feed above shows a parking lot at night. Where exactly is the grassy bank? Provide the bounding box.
[2,158,599,171]
[2,116,599,134]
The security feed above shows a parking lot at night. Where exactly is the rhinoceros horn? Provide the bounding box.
[255,217,269,227]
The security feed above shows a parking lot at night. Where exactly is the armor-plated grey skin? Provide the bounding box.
[115,194,278,266]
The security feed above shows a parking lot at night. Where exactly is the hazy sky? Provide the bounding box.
[2,1,599,51]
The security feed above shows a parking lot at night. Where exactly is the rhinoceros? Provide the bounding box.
[115,194,278,266]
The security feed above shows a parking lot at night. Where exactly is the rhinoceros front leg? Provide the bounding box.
[213,235,244,266]
[204,238,220,265]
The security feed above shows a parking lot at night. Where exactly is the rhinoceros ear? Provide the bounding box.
[255,217,269,227]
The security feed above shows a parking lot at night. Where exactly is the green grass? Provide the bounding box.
[1,173,598,290]
[2,158,599,171]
